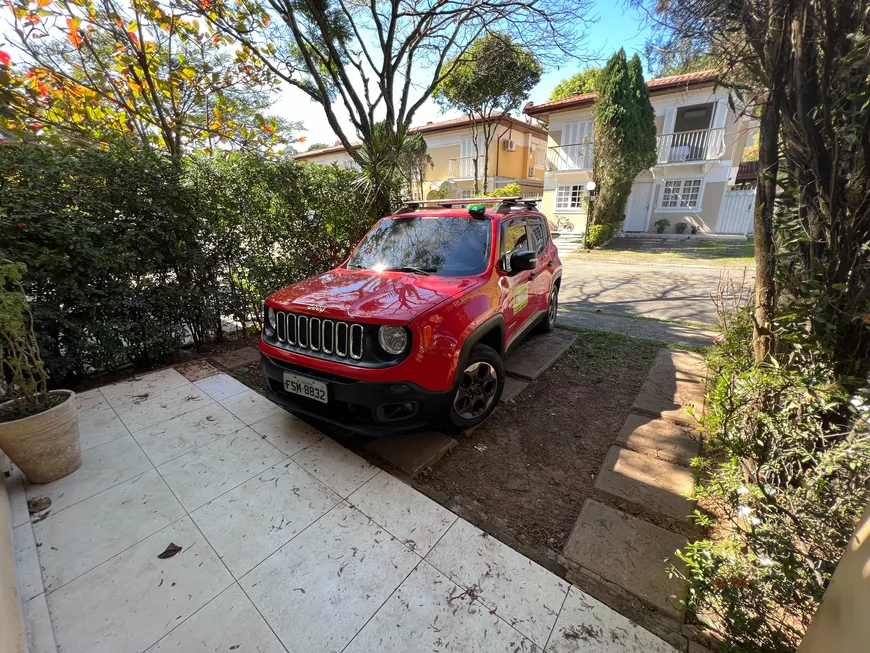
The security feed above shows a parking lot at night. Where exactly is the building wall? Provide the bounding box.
[647,180,727,233]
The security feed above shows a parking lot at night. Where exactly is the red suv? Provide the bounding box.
[259,198,562,435]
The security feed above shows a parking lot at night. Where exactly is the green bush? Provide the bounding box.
[586,222,619,247]
[0,145,376,384]
[480,182,522,198]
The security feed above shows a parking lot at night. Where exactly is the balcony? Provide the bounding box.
[656,128,725,164]
[546,143,594,172]
[447,156,482,179]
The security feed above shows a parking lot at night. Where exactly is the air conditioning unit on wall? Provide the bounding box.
[503,140,516,152]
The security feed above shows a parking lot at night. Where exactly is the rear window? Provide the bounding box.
[347,216,492,276]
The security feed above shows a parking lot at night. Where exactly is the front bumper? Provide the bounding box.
[261,354,453,436]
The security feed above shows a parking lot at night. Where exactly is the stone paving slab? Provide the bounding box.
[563,499,688,621]
[212,346,261,370]
[595,446,696,523]
[365,431,457,477]
[504,329,577,381]
[648,349,707,383]
[499,376,528,403]
[616,412,701,467]
[632,349,707,425]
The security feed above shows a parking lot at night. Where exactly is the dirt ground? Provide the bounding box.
[418,330,662,554]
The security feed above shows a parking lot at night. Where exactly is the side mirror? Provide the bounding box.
[507,250,537,274]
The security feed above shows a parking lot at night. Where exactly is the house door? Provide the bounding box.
[624,182,653,231]
[460,138,475,178]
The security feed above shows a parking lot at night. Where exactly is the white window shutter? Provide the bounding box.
[659,107,677,163]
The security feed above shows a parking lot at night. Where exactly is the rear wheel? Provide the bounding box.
[538,284,559,333]
[447,344,504,430]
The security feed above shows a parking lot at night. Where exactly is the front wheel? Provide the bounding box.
[447,344,504,430]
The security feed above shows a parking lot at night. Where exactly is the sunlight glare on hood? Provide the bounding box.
[372,262,386,273]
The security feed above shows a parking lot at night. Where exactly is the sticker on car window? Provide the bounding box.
[513,283,529,313]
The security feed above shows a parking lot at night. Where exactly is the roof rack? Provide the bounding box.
[396,196,538,214]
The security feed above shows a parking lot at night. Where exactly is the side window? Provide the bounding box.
[501,219,530,258]
[529,217,548,255]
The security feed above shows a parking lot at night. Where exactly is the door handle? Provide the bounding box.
[530,272,539,280]
[547,260,554,268]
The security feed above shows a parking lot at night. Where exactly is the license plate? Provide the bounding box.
[283,372,328,404]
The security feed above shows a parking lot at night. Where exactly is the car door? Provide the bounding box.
[527,216,553,313]
[498,216,536,343]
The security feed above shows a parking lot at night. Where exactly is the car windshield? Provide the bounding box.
[346,216,491,276]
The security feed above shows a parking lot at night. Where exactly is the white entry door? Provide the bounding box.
[624,182,653,231]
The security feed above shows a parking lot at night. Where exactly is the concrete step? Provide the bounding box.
[366,432,457,477]
[499,376,528,403]
[563,499,688,621]
[594,447,696,524]
[616,412,702,467]
[503,329,577,382]
[631,350,706,425]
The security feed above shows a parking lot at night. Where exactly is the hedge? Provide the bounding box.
[0,145,376,384]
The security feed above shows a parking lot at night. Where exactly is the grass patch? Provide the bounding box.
[560,305,713,329]
[557,323,712,355]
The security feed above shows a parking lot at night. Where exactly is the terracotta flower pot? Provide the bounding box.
[0,390,81,483]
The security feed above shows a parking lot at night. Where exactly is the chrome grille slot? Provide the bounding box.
[270,310,365,362]
[321,320,334,354]
[297,315,308,348]
[350,324,364,360]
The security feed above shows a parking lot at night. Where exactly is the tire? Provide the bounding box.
[538,283,559,333]
[447,343,505,430]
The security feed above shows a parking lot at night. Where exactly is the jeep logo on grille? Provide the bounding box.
[306,304,327,313]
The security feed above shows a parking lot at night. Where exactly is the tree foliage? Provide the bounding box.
[434,33,541,193]
[1,0,296,155]
[591,49,656,225]
[394,133,432,201]
[549,67,600,101]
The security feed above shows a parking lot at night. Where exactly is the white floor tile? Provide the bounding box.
[158,428,286,511]
[14,523,43,600]
[23,592,58,653]
[194,373,250,402]
[218,389,284,426]
[349,471,456,555]
[192,460,340,577]
[6,476,29,527]
[146,584,285,653]
[547,586,677,653]
[25,435,152,513]
[133,403,247,467]
[47,516,233,653]
[114,384,213,433]
[291,437,378,498]
[345,561,537,653]
[241,503,419,653]
[75,388,109,414]
[100,369,190,408]
[425,519,569,648]
[35,469,185,592]
[250,410,324,457]
[77,408,131,452]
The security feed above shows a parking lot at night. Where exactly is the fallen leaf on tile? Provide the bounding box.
[28,496,51,514]
[157,542,183,559]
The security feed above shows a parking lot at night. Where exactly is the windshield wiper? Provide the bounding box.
[382,266,437,276]
[346,262,365,270]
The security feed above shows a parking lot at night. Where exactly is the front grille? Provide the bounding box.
[273,310,364,360]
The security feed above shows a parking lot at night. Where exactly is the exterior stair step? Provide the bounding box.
[616,412,701,467]
[631,349,706,425]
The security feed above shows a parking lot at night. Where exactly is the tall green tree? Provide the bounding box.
[549,67,601,101]
[591,50,656,225]
[434,33,542,194]
[1,0,296,155]
[395,134,432,201]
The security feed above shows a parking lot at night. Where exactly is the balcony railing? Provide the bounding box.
[656,128,725,164]
[546,143,594,172]
[447,156,482,179]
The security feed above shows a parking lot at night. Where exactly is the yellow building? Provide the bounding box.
[293,115,548,200]
[524,71,758,235]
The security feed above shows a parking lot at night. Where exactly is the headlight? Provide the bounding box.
[378,325,407,355]
[267,306,277,329]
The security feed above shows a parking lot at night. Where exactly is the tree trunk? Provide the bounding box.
[753,94,779,362]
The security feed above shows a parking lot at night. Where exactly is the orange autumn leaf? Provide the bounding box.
[296,136,307,142]
[37,0,52,7]
[25,14,41,25]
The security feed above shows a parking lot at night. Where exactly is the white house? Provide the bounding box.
[523,70,757,235]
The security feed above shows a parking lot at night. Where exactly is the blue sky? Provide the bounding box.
[282,0,654,146]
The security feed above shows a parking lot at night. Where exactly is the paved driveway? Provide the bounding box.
[9,368,677,653]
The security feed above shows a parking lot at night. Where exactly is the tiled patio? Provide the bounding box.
[8,367,678,653]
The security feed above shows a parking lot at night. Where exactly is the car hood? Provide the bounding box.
[267,269,476,323]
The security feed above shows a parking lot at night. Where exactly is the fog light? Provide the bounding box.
[267,306,277,329]
[378,325,407,354]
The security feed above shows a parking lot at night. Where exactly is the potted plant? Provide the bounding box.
[690,223,698,235]
[654,219,671,234]
[675,221,688,234]
[0,260,81,483]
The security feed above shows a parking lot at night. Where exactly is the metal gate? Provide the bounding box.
[716,188,755,234]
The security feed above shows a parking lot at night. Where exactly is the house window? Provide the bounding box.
[555,185,587,210]
[460,189,473,199]
[660,179,702,209]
